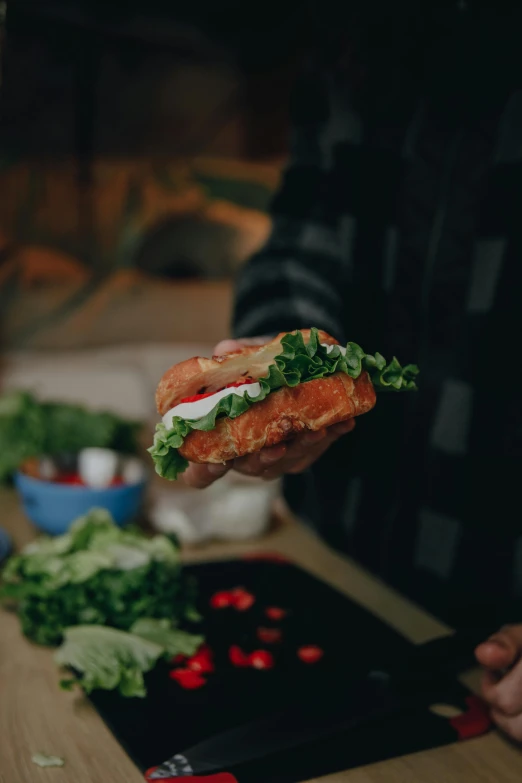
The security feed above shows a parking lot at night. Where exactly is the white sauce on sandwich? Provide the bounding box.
[323,343,347,355]
[162,382,261,427]
[162,344,345,426]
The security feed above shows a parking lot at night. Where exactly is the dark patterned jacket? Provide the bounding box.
[232,28,522,627]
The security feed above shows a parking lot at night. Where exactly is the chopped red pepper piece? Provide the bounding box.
[210,591,233,609]
[169,668,207,689]
[297,645,324,664]
[229,645,250,667]
[249,650,275,670]
[187,645,214,674]
[265,607,287,621]
[257,627,282,644]
[230,587,255,611]
[171,653,187,665]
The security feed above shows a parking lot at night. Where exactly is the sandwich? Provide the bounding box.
[149,327,419,480]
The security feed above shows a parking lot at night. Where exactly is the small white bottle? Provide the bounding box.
[78,448,118,489]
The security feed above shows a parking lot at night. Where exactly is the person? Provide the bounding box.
[185,1,522,741]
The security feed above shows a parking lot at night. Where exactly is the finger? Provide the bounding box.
[287,418,355,460]
[300,428,328,445]
[491,708,522,742]
[481,660,522,717]
[478,628,522,717]
[280,437,335,475]
[280,429,327,463]
[232,454,263,476]
[233,448,286,477]
[271,422,349,476]
[259,443,288,465]
[480,668,502,702]
[329,417,356,437]
[182,461,230,489]
[282,420,353,454]
[476,626,522,671]
[233,416,355,480]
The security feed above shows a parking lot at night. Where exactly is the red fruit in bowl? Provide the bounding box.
[56,473,85,486]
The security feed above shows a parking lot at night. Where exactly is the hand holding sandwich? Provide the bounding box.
[149,328,418,488]
[183,340,357,488]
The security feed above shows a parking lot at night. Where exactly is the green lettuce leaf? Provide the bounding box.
[149,327,419,480]
[55,620,205,697]
[0,390,142,484]
[0,509,197,647]
[31,753,65,768]
[130,617,204,658]
[0,392,47,485]
[55,625,164,698]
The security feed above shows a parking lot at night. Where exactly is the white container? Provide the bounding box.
[149,472,280,545]
[78,447,118,489]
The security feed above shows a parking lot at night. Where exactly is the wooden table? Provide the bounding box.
[1,489,521,783]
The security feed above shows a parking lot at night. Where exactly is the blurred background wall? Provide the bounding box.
[0,0,305,350]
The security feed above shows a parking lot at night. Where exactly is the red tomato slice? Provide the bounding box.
[179,391,216,404]
[225,379,256,389]
[169,668,206,689]
[265,607,287,621]
[297,645,324,664]
[210,591,233,609]
[229,645,250,667]
[187,646,214,674]
[180,378,256,404]
[230,587,255,611]
[257,627,282,644]
[249,650,275,670]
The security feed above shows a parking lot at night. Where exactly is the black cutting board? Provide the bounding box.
[90,557,487,782]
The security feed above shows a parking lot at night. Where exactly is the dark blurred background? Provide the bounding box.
[0,0,308,350]
[0,0,517,351]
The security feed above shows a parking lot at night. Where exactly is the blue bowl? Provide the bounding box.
[14,471,147,535]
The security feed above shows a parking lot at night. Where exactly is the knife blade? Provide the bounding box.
[147,625,493,780]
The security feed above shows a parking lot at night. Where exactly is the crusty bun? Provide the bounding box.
[155,330,376,464]
[155,329,338,415]
[178,372,376,464]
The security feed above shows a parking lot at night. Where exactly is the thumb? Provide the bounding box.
[475,628,521,671]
